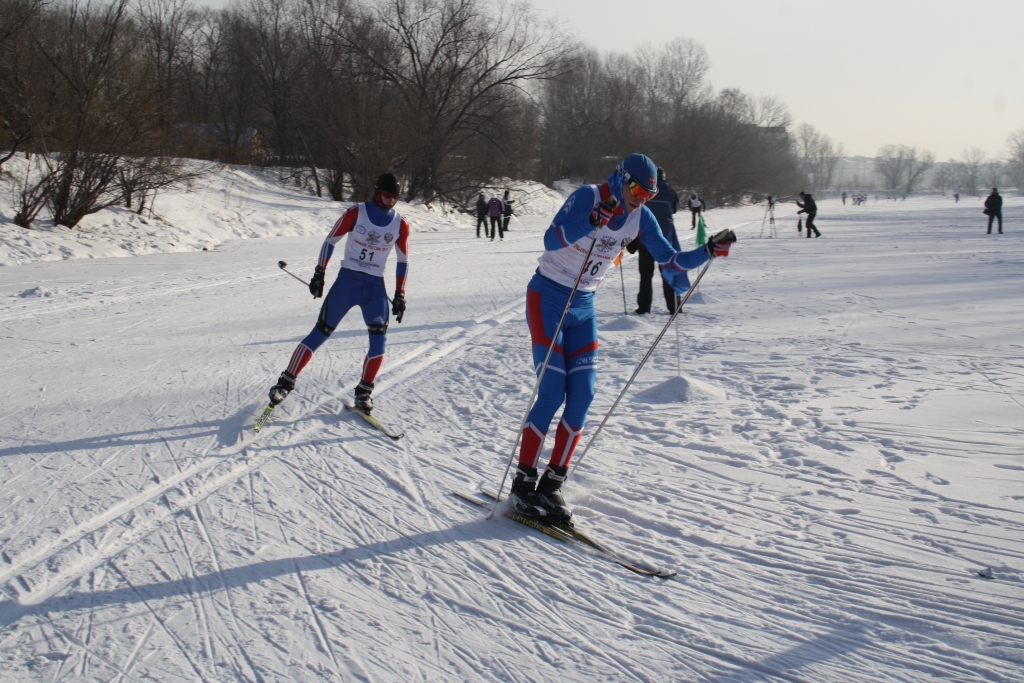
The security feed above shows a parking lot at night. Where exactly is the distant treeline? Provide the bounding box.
[1,0,807,228]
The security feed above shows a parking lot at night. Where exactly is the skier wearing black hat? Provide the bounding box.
[266,172,410,414]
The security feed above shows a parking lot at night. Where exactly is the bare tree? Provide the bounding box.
[1005,129,1024,190]
[0,0,51,169]
[902,147,935,195]
[875,144,908,193]
[10,152,52,227]
[960,148,986,195]
[798,123,844,191]
[981,161,1004,190]
[135,0,197,151]
[931,161,959,194]
[117,156,208,213]
[345,0,569,202]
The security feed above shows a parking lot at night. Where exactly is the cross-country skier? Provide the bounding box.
[509,153,736,523]
[267,172,410,414]
[687,192,706,229]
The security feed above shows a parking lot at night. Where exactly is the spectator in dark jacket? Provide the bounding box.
[488,193,504,240]
[502,190,515,234]
[475,193,487,238]
[631,167,681,313]
[984,188,1003,234]
[796,192,821,237]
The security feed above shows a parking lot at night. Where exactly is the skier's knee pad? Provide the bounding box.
[316,301,337,337]
[367,324,387,357]
[316,318,336,337]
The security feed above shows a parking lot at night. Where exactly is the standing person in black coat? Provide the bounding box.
[475,193,487,238]
[984,188,1003,234]
[687,192,706,229]
[797,192,821,237]
[502,190,515,234]
[630,167,681,314]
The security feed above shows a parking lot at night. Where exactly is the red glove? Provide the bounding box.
[589,198,619,227]
[706,229,737,258]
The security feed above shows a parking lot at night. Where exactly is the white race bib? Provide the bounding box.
[341,203,402,277]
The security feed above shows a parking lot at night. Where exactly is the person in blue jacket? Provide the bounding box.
[629,166,682,314]
[509,154,736,523]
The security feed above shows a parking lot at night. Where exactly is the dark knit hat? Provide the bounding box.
[374,172,401,194]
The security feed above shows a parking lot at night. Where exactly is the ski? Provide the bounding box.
[453,490,674,578]
[452,491,574,543]
[482,489,675,578]
[253,404,275,433]
[341,398,405,440]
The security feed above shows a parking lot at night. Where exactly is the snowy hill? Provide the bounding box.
[1,169,1022,681]
[0,159,566,267]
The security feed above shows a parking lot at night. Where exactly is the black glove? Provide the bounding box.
[589,197,618,227]
[392,292,406,323]
[309,266,325,298]
[625,237,640,255]
[706,229,737,258]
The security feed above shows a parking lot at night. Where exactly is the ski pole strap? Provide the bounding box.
[566,259,714,483]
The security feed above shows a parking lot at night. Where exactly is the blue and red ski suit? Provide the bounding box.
[518,170,710,471]
[283,199,409,385]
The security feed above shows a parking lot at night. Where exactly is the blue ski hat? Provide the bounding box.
[608,153,658,204]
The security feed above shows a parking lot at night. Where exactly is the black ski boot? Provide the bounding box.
[508,464,548,519]
[353,380,374,414]
[537,464,572,526]
[268,371,296,406]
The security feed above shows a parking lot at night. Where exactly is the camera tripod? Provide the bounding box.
[759,203,777,238]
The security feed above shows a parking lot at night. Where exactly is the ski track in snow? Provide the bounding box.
[1,182,1023,681]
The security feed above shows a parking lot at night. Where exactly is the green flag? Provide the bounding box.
[696,213,707,247]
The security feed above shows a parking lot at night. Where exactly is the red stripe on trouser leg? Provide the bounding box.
[361,354,384,383]
[286,344,313,377]
[518,422,547,469]
[527,290,563,357]
[550,418,583,468]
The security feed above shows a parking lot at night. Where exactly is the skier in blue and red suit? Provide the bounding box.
[267,172,410,414]
[510,154,736,523]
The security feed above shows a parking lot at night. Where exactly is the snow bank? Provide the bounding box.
[0,158,567,266]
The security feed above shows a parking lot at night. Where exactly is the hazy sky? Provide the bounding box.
[199,0,1022,161]
[536,0,1022,161]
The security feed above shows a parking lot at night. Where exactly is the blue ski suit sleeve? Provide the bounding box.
[637,206,710,294]
[543,186,602,251]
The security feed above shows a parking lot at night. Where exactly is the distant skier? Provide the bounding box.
[475,193,487,238]
[841,192,847,205]
[796,192,821,237]
[984,188,1003,234]
[687,192,706,229]
[267,172,410,414]
[508,153,736,523]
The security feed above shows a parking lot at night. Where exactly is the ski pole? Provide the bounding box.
[566,259,713,483]
[675,311,681,377]
[619,260,628,315]
[488,201,617,519]
[278,260,309,286]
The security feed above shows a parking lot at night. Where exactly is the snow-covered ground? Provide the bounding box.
[1,168,1022,681]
